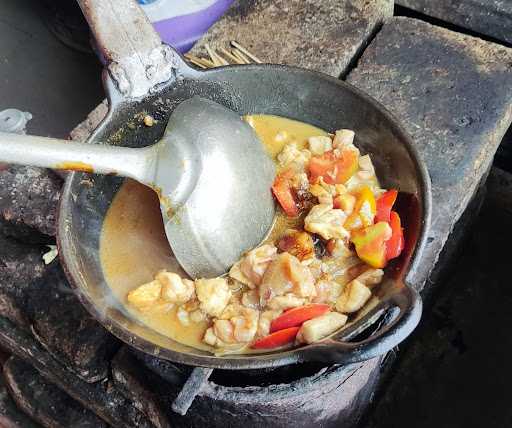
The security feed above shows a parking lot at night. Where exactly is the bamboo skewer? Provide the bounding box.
[184,41,260,69]
[230,41,262,63]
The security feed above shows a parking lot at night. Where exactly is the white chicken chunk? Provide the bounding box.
[157,271,195,304]
[332,129,355,149]
[308,136,332,155]
[195,278,232,317]
[358,154,375,174]
[176,306,190,326]
[297,312,348,344]
[267,294,306,310]
[241,290,260,309]
[229,244,277,288]
[313,279,343,304]
[203,327,218,347]
[309,178,337,205]
[257,309,283,337]
[127,280,162,310]
[304,204,349,240]
[335,279,372,314]
[259,253,316,305]
[232,308,259,342]
[213,319,236,343]
[277,143,311,169]
[355,268,384,287]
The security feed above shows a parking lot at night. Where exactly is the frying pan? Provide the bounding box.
[58,0,431,369]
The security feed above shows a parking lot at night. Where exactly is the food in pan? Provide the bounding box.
[100,115,404,354]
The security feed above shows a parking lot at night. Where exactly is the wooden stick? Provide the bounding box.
[218,47,245,64]
[231,48,251,64]
[183,54,207,69]
[205,44,229,66]
[184,53,215,68]
[230,41,262,63]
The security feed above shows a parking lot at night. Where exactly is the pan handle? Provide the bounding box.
[77,0,186,99]
[305,284,422,365]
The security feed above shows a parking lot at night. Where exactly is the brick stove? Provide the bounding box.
[2,0,512,426]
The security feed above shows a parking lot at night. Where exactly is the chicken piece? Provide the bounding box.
[203,327,218,347]
[277,143,311,169]
[232,308,259,342]
[355,268,384,287]
[308,136,332,156]
[326,238,353,259]
[127,280,162,310]
[333,193,356,215]
[297,312,348,344]
[332,129,355,149]
[157,271,195,304]
[257,309,283,337]
[267,294,306,310]
[176,306,190,326]
[189,310,207,323]
[195,278,231,317]
[219,302,243,320]
[309,177,337,205]
[306,258,327,280]
[313,279,343,304]
[230,245,277,288]
[276,229,315,262]
[242,290,260,309]
[259,253,316,305]
[358,154,375,174]
[213,319,236,343]
[304,204,349,241]
[335,279,372,313]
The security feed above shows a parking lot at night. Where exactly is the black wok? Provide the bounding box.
[58,0,431,369]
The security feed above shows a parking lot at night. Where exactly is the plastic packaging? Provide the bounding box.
[137,0,234,53]
[0,109,32,134]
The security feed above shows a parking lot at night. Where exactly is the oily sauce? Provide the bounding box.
[100,115,327,350]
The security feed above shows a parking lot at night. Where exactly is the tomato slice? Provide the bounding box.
[308,149,358,185]
[376,189,398,223]
[272,169,299,217]
[386,210,405,260]
[251,327,300,349]
[270,304,330,333]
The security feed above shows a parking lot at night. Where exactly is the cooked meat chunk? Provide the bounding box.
[276,229,315,261]
[189,310,207,323]
[308,136,332,155]
[257,309,283,337]
[259,253,316,305]
[127,280,162,310]
[297,312,348,343]
[195,278,231,317]
[277,143,311,169]
[335,279,372,313]
[313,279,343,304]
[157,271,195,304]
[232,308,259,342]
[267,294,306,310]
[332,129,355,148]
[229,244,277,288]
[213,319,236,343]
[241,290,260,309]
[203,327,218,346]
[355,268,384,287]
[176,306,190,326]
[304,204,349,240]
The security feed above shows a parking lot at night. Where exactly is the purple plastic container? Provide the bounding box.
[138,0,234,53]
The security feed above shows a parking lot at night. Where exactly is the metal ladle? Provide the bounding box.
[0,96,276,278]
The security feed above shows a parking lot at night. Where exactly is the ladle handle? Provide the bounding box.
[0,132,152,182]
[76,0,183,98]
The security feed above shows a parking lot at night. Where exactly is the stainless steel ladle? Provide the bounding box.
[0,96,276,278]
